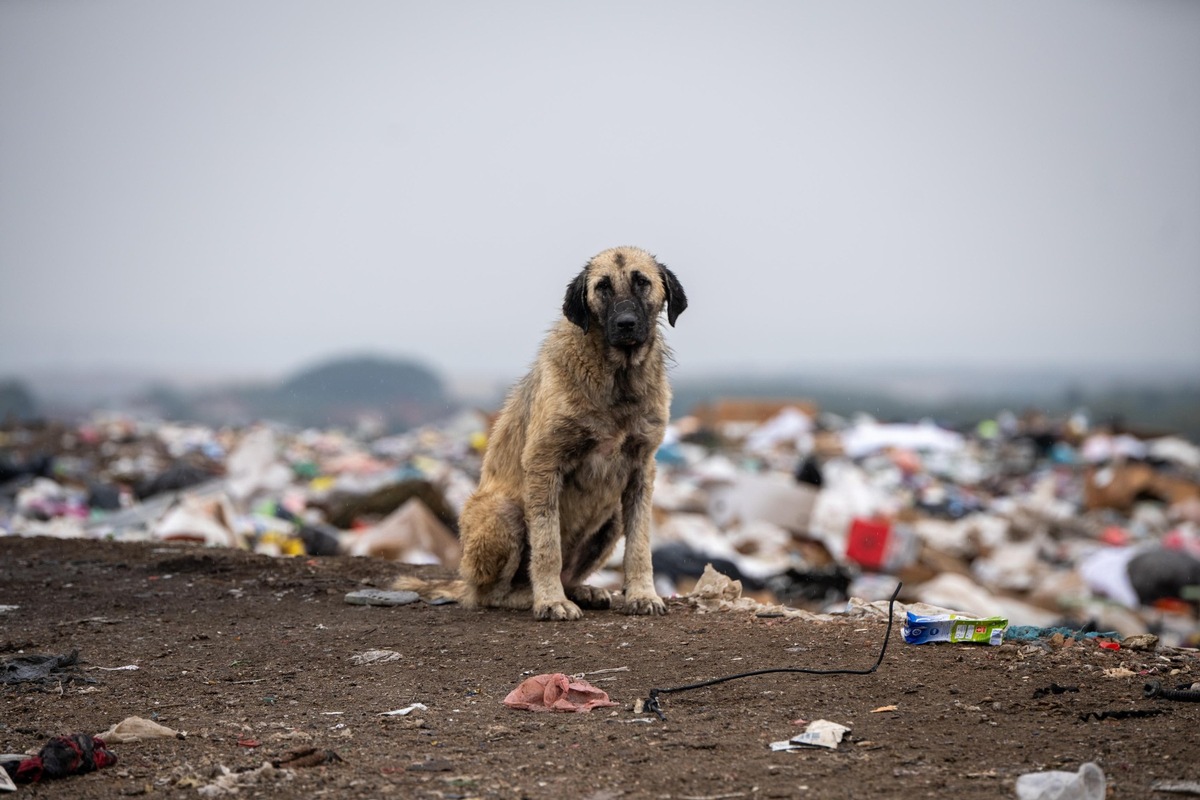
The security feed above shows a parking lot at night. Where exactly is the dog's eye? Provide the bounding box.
[633,274,651,290]
[596,278,613,294]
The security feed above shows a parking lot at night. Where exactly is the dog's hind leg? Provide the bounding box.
[482,586,534,610]
[459,492,527,609]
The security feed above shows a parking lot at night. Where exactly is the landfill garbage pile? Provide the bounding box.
[2,401,1198,646]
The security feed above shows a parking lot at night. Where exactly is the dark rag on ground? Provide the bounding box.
[8,733,117,783]
[0,650,88,687]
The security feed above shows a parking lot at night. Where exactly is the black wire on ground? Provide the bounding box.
[1144,680,1200,702]
[643,581,903,721]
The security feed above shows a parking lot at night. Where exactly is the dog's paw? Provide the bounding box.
[534,599,584,621]
[623,592,668,616]
[567,584,612,610]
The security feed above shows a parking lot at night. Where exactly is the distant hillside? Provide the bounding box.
[127,355,454,432]
[265,355,450,430]
[0,379,38,421]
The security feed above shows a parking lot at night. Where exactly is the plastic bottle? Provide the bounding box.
[1015,762,1106,800]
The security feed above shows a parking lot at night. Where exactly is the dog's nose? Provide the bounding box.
[612,299,639,334]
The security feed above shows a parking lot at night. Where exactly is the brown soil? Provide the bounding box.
[2,536,1197,799]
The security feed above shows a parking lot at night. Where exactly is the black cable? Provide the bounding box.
[1144,680,1200,702]
[644,581,902,721]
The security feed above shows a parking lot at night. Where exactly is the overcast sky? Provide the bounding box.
[2,1,1198,386]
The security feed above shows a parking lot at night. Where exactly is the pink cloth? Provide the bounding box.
[502,673,619,713]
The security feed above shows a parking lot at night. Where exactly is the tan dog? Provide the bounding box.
[457,246,687,620]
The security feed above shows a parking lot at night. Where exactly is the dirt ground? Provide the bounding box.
[2,536,1198,799]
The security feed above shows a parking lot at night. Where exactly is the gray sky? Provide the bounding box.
[2,1,1198,386]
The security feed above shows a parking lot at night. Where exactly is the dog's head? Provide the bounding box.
[562,247,687,348]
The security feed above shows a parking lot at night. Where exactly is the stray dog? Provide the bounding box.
[452,246,687,620]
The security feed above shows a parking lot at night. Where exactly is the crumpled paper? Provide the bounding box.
[687,563,807,617]
[770,719,852,751]
[502,673,618,713]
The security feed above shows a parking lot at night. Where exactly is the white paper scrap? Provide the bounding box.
[770,719,851,751]
[379,703,428,716]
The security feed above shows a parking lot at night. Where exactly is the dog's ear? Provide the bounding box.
[562,270,590,332]
[659,263,688,327]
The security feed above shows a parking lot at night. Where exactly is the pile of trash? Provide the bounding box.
[2,400,1198,645]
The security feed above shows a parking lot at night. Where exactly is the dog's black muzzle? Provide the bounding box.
[605,298,649,348]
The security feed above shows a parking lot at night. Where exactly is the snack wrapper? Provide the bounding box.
[902,611,1007,645]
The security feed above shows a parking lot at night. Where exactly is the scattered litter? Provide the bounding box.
[406,757,454,772]
[379,703,428,716]
[197,761,293,798]
[344,589,420,607]
[1102,667,1138,679]
[770,719,851,751]
[1005,626,1119,643]
[870,705,898,713]
[97,716,184,743]
[902,612,1007,645]
[503,673,619,713]
[5,733,117,784]
[350,649,402,665]
[3,392,1199,651]
[93,664,139,671]
[1015,761,1105,800]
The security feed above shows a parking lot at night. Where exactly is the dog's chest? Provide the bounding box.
[559,448,630,537]
[575,435,632,487]
[594,432,625,459]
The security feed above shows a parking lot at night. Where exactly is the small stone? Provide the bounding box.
[344,589,419,607]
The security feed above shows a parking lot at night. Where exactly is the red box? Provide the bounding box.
[845,517,891,571]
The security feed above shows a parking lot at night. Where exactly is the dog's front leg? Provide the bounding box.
[621,462,668,615]
[525,465,583,621]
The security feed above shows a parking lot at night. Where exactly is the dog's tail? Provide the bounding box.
[391,575,468,605]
